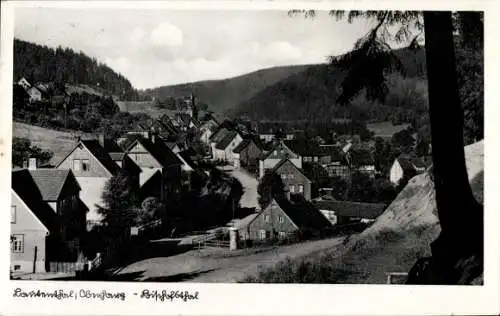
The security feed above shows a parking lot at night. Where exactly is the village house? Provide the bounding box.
[257,123,295,142]
[211,130,243,164]
[56,136,140,229]
[236,198,332,242]
[389,156,428,186]
[11,166,88,273]
[272,159,312,201]
[313,199,386,226]
[284,140,344,166]
[348,148,376,177]
[232,138,263,170]
[199,115,220,145]
[258,140,302,178]
[27,86,44,103]
[149,119,178,141]
[18,77,31,90]
[123,134,183,202]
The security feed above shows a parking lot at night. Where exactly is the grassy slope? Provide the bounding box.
[13,122,79,165]
[146,64,312,114]
[244,140,483,284]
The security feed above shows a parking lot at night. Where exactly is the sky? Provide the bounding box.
[15,8,377,89]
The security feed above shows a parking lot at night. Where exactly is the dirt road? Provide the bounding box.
[112,236,345,283]
[220,166,260,211]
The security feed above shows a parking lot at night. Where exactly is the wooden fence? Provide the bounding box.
[50,261,85,273]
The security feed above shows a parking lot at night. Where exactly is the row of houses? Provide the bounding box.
[10,100,210,274]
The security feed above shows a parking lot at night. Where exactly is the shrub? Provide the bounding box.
[240,255,357,284]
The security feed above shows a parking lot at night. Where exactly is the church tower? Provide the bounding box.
[186,92,198,120]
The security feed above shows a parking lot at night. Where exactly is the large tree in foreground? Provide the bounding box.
[291,10,483,284]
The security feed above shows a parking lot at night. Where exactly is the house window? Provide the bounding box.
[82,159,90,172]
[298,185,304,193]
[278,216,284,223]
[73,159,81,171]
[11,206,16,224]
[289,185,295,193]
[288,174,294,179]
[273,150,277,155]
[11,234,24,253]
[264,215,270,223]
[278,231,286,239]
[281,174,287,180]
[259,230,267,240]
[314,156,319,162]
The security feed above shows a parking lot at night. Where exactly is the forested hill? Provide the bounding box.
[13,39,139,100]
[144,64,312,113]
[229,48,428,123]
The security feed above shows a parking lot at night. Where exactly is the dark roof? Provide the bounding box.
[284,140,324,156]
[122,154,142,175]
[12,170,60,232]
[210,127,232,143]
[233,139,252,153]
[80,140,121,175]
[29,169,80,201]
[183,147,198,158]
[258,122,287,134]
[313,200,386,219]
[178,150,196,169]
[302,162,329,182]
[273,198,333,231]
[349,149,374,166]
[319,145,344,161]
[109,152,126,161]
[261,141,298,160]
[101,139,124,153]
[165,142,178,150]
[125,135,183,167]
[271,159,310,182]
[215,130,238,150]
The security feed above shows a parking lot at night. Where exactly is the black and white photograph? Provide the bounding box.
[5,2,487,291]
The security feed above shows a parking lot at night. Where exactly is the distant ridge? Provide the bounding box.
[143,64,314,113]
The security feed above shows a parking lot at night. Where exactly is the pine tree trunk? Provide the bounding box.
[407,12,483,284]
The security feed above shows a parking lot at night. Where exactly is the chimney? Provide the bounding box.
[259,160,264,179]
[28,158,37,170]
[98,133,105,148]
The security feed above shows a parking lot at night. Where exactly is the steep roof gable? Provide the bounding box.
[271,198,332,231]
[215,130,239,150]
[56,139,121,176]
[233,139,252,153]
[29,169,80,201]
[12,170,60,232]
[271,159,311,183]
[126,135,183,168]
[81,140,121,175]
[261,141,299,160]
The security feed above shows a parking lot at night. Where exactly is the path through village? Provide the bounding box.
[218,165,260,211]
[111,236,345,282]
[108,166,346,282]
